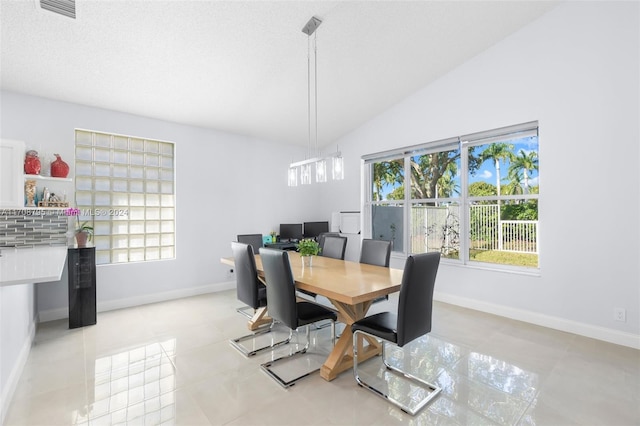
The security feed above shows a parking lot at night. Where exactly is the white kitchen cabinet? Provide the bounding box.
[0,139,25,208]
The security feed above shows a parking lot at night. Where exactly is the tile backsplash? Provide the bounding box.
[0,209,69,247]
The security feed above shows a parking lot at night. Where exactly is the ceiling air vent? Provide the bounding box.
[39,0,75,19]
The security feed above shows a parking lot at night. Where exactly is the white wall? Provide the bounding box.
[0,89,336,411]
[0,91,331,314]
[320,1,640,346]
[0,283,35,422]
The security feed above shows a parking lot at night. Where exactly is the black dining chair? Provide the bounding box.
[259,248,337,387]
[360,238,391,267]
[235,234,265,318]
[351,251,441,415]
[360,239,392,302]
[321,235,347,260]
[228,242,289,357]
[237,233,264,256]
[317,232,340,251]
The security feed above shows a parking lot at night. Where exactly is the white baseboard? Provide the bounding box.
[36,283,638,349]
[1,319,36,425]
[434,292,640,350]
[38,281,236,323]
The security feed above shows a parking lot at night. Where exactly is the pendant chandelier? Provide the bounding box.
[288,16,344,187]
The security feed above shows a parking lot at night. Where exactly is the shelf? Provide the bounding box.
[23,174,72,182]
[0,207,66,212]
[18,207,71,211]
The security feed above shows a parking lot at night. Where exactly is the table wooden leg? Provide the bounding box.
[320,300,381,381]
[247,306,272,331]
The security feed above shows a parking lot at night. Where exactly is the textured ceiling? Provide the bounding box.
[0,1,558,147]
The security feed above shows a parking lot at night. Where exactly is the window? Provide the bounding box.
[371,158,404,250]
[363,122,539,270]
[75,129,175,265]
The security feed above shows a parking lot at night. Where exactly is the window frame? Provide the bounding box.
[363,121,539,273]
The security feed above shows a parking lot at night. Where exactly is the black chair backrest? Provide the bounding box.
[318,232,340,250]
[397,252,440,347]
[231,242,262,309]
[259,248,298,330]
[359,239,391,267]
[321,236,347,260]
[237,234,264,254]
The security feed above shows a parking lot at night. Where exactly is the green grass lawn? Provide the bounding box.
[469,249,538,267]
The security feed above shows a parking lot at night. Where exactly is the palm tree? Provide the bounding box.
[509,150,538,194]
[480,142,514,197]
[504,169,524,195]
[373,160,403,201]
[436,168,460,199]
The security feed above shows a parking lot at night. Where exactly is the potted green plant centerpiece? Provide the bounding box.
[75,221,94,248]
[296,238,321,267]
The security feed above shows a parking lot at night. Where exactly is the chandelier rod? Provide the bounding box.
[307,34,311,159]
[303,16,322,159]
[314,30,318,158]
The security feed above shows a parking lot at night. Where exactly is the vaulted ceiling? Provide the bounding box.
[0,1,558,147]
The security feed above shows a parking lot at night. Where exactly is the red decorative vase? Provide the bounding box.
[51,154,69,178]
[24,150,41,175]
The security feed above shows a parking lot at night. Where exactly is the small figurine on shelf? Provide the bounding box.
[51,154,69,178]
[25,180,36,207]
[24,150,41,175]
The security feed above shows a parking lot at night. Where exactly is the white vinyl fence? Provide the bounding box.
[412,204,538,254]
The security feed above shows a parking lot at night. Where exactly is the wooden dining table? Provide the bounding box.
[221,251,404,381]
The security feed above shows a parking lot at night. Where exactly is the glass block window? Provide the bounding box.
[75,129,175,265]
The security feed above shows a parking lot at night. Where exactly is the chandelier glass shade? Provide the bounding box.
[332,155,344,181]
[288,166,298,186]
[301,163,312,185]
[315,159,327,183]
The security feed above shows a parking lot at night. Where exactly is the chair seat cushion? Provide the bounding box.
[297,302,337,326]
[351,312,398,344]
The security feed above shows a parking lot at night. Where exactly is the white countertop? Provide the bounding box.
[0,246,68,286]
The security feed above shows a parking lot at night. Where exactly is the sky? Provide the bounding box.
[472,136,539,187]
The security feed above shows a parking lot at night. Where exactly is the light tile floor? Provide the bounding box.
[5,290,639,425]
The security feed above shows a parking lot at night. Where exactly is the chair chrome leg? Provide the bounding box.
[229,322,291,357]
[352,330,441,416]
[261,321,334,388]
[236,305,254,319]
[315,320,333,330]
